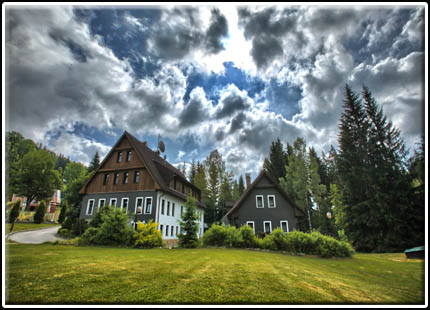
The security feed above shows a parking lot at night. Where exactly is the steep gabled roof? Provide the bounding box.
[222,170,305,221]
[80,131,205,208]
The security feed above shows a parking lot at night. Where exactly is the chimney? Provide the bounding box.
[245,173,251,188]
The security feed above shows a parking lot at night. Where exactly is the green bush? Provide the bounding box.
[239,225,258,248]
[71,218,88,236]
[58,228,70,237]
[133,220,164,248]
[202,224,229,247]
[225,226,243,248]
[58,202,68,224]
[33,201,47,224]
[78,227,99,245]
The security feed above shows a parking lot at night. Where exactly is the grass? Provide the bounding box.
[5,223,60,234]
[5,244,425,305]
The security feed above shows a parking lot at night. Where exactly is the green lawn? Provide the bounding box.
[5,223,60,234]
[5,244,424,305]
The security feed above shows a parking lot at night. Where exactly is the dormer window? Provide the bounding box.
[114,172,119,185]
[123,172,129,184]
[126,150,132,162]
[117,151,123,163]
[134,171,140,183]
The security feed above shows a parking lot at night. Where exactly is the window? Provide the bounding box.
[264,221,272,234]
[268,195,276,208]
[134,171,140,183]
[174,178,177,190]
[171,225,174,237]
[123,172,129,184]
[166,225,169,236]
[161,199,165,215]
[181,205,183,216]
[160,225,164,235]
[121,198,129,212]
[114,172,119,185]
[110,198,117,208]
[172,203,175,217]
[280,220,289,233]
[144,197,152,214]
[256,195,264,208]
[87,199,95,215]
[176,226,179,236]
[103,173,110,185]
[126,150,132,162]
[117,151,122,162]
[246,221,255,233]
[167,201,170,216]
[98,199,105,209]
[135,197,144,214]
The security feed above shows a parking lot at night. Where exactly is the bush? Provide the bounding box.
[88,206,111,228]
[33,201,47,224]
[58,228,71,237]
[133,220,164,248]
[178,195,200,248]
[78,227,99,245]
[58,201,68,224]
[225,226,243,248]
[71,218,88,236]
[239,225,258,248]
[202,224,229,247]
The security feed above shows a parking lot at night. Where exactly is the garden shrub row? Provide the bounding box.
[202,224,354,258]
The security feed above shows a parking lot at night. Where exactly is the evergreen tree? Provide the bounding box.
[206,159,220,226]
[263,138,289,183]
[8,200,21,232]
[58,201,68,224]
[219,171,233,218]
[178,195,200,248]
[88,152,100,174]
[188,159,197,184]
[232,179,240,201]
[238,175,245,195]
[34,201,47,224]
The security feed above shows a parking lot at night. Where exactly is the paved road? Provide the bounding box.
[8,226,65,244]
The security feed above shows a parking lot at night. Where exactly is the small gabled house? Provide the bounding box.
[79,131,206,240]
[221,170,305,235]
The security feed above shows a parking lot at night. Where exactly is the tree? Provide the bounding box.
[33,201,47,224]
[188,159,197,184]
[238,175,245,195]
[63,162,87,186]
[87,152,100,174]
[219,171,233,218]
[263,138,289,183]
[279,137,326,233]
[14,150,63,209]
[178,195,200,248]
[232,179,240,201]
[58,201,68,224]
[5,131,37,202]
[206,159,220,226]
[8,200,21,232]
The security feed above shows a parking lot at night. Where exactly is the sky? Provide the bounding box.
[3,3,427,180]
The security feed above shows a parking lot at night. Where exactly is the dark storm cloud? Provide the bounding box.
[150,7,229,61]
[215,127,225,141]
[204,8,228,53]
[214,92,250,119]
[178,94,210,128]
[229,112,246,133]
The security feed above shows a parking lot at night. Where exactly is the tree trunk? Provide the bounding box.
[10,220,15,232]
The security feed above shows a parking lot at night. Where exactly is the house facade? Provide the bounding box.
[11,189,62,221]
[79,131,206,240]
[221,170,305,235]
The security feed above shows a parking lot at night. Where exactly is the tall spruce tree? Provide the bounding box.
[178,195,200,248]
[238,175,245,195]
[88,152,100,174]
[263,138,289,183]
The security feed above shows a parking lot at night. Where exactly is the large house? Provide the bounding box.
[222,170,305,234]
[79,131,206,240]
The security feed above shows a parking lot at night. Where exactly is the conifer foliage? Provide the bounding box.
[178,195,200,248]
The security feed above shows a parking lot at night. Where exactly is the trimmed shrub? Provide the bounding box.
[133,220,164,248]
[78,227,99,245]
[95,208,134,246]
[58,228,70,237]
[33,201,47,224]
[225,226,243,248]
[202,224,229,247]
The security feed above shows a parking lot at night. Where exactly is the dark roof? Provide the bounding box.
[222,170,305,221]
[81,131,205,208]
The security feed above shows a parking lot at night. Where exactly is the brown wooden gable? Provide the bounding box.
[79,132,160,195]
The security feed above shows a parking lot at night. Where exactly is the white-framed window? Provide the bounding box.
[160,225,164,235]
[135,197,144,214]
[110,198,117,208]
[166,225,169,237]
[264,221,272,234]
[144,197,153,214]
[121,198,129,212]
[267,195,276,208]
[161,199,165,215]
[176,226,179,236]
[171,225,174,237]
[246,221,255,233]
[256,195,264,208]
[98,199,105,209]
[172,203,175,217]
[86,199,95,215]
[181,205,183,216]
[167,201,170,216]
[126,150,132,162]
[280,220,289,233]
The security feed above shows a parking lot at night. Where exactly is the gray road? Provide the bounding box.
[8,226,65,244]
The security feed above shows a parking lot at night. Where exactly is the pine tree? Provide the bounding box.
[219,171,233,218]
[33,201,47,224]
[263,138,289,183]
[58,201,68,224]
[88,152,100,174]
[178,195,200,248]
[238,175,245,195]
[188,159,197,184]
[232,179,240,201]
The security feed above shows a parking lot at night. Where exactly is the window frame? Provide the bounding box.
[161,199,165,215]
[110,198,117,208]
[134,170,140,184]
[267,195,276,208]
[172,203,175,217]
[263,221,272,234]
[144,197,153,214]
[126,150,132,162]
[166,225,169,237]
[256,195,264,208]
[280,220,289,233]
[86,199,95,215]
[98,199,105,209]
[117,151,122,163]
[135,197,144,214]
[121,197,129,212]
[123,171,129,184]
[103,173,110,185]
[167,201,170,216]
[246,221,255,233]
[113,172,119,185]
